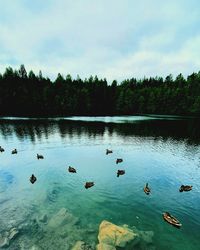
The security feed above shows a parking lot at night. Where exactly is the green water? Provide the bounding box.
[0,116,200,249]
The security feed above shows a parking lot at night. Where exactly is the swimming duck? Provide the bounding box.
[11,149,17,154]
[144,183,151,195]
[163,212,182,228]
[85,182,94,189]
[30,174,37,184]
[179,185,192,192]
[68,166,76,173]
[37,154,44,159]
[117,170,125,177]
[106,149,113,155]
[116,158,123,164]
[0,146,5,152]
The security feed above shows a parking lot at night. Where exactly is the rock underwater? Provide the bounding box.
[47,208,79,228]
[0,227,19,248]
[72,240,93,250]
[97,220,139,249]
[0,234,9,248]
[96,220,154,250]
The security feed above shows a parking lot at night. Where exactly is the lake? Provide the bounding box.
[0,116,200,250]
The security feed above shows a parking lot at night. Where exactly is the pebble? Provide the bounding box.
[0,235,9,248]
[9,228,19,240]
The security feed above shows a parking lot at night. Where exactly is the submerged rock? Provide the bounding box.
[0,234,9,248]
[139,230,154,244]
[97,220,139,248]
[96,243,116,250]
[8,227,19,240]
[97,221,155,250]
[72,241,93,250]
[48,208,79,228]
[130,225,154,245]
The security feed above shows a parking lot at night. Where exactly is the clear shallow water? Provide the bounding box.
[0,116,200,249]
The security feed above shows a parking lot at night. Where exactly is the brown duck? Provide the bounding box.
[144,183,151,195]
[37,154,44,159]
[106,149,113,155]
[117,170,125,177]
[85,182,94,189]
[68,166,76,173]
[0,146,5,152]
[30,174,37,184]
[11,149,17,154]
[179,185,192,192]
[116,158,123,164]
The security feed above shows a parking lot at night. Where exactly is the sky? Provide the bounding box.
[0,0,199,82]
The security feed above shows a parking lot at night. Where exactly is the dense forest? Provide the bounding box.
[0,65,200,116]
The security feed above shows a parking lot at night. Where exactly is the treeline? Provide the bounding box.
[0,65,200,116]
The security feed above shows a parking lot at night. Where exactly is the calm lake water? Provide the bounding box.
[0,116,200,250]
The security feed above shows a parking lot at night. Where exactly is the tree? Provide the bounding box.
[18,64,27,78]
[0,65,199,116]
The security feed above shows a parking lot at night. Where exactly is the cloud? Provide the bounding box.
[0,0,199,82]
[102,35,200,81]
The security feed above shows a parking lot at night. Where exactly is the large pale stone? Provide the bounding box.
[98,220,138,248]
[96,243,116,250]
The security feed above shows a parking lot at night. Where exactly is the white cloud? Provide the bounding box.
[102,35,200,81]
[0,0,199,81]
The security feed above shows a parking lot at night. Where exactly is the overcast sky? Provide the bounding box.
[0,0,199,81]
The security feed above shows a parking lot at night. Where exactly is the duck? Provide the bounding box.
[163,212,182,228]
[116,158,123,164]
[179,185,193,192]
[11,149,17,154]
[106,149,113,155]
[68,166,76,173]
[0,146,5,152]
[85,182,94,189]
[37,154,44,159]
[144,183,151,195]
[30,174,37,184]
[117,170,125,177]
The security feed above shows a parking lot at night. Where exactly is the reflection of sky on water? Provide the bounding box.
[0,116,200,145]
[0,114,191,123]
[64,115,157,123]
